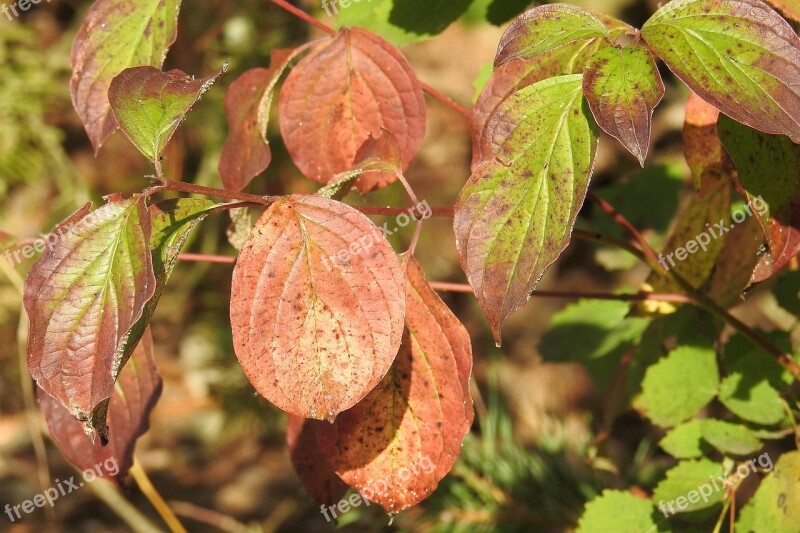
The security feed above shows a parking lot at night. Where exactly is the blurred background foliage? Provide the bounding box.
[0,0,798,532]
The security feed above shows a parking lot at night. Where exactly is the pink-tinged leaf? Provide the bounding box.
[314,258,473,513]
[230,195,405,420]
[109,64,227,162]
[278,28,426,193]
[495,4,633,67]
[641,0,800,143]
[582,44,665,166]
[24,196,156,437]
[38,326,162,483]
[70,0,182,153]
[456,75,599,343]
[219,49,301,191]
[316,134,405,199]
[286,415,347,506]
[718,116,800,279]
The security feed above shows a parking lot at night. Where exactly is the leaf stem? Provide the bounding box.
[267,0,472,119]
[151,178,455,216]
[130,459,187,533]
[428,281,694,303]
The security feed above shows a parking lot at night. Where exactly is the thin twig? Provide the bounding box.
[428,281,694,303]
[130,459,187,533]
[179,253,236,264]
[267,0,472,119]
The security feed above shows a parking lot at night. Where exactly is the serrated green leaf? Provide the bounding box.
[736,451,800,533]
[582,44,665,165]
[70,0,182,152]
[334,0,473,46]
[719,332,792,425]
[653,459,726,515]
[660,419,710,459]
[639,346,719,427]
[539,299,648,389]
[454,74,598,343]
[576,490,663,533]
[641,0,800,142]
[699,419,761,456]
[109,64,227,161]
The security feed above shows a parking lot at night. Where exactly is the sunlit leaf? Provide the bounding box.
[25,196,155,437]
[641,0,800,142]
[313,258,473,512]
[699,419,761,456]
[638,346,719,427]
[659,419,710,459]
[495,5,632,67]
[582,44,664,165]
[652,459,725,514]
[230,195,405,420]
[70,0,182,152]
[577,490,662,533]
[38,327,162,483]
[278,28,425,193]
[455,74,598,343]
[109,64,227,162]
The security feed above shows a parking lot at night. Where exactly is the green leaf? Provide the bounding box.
[70,0,182,152]
[495,5,632,67]
[699,419,761,456]
[736,450,800,533]
[652,459,726,515]
[718,116,800,278]
[334,0,473,46]
[719,332,792,425]
[576,490,663,533]
[639,346,719,427]
[660,419,710,459]
[539,300,648,389]
[454,74,598,343]
[109,64,227,162]
[641,0,800,142]
[582,44,665,165]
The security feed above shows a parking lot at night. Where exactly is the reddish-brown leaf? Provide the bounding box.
[219,49,300,191]
[286,415,348,507]
[38,327,162,483]
[24,196,155,435]
[230,195,405,420]
[313,258,473,513]
[70,0,181,152]
[278,28,426,193]
[683,91,724,190]
[708,216,768,305]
